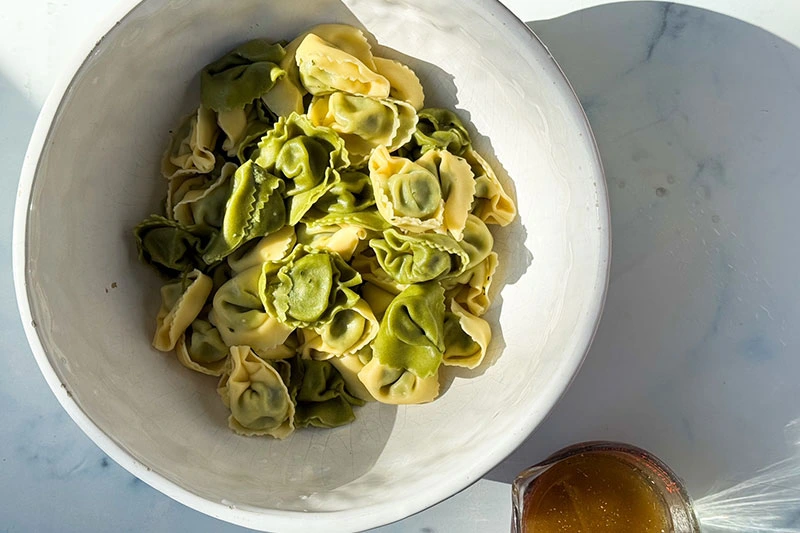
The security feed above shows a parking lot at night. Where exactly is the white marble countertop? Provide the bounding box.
[3,1,800,531]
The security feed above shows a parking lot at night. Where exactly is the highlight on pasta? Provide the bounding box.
[134,24,517,438]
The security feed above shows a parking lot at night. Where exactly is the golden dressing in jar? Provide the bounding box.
[522,452,670,532]
[512,442,700,533]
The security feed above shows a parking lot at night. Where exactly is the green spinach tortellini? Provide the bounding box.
[371,281,446,379]
[203,160,286,263]
[255,113,349,225]
[201,39,286,113]
[400,108,472,159]
[170,162,237,230]
[135,24,517,437]
[313,168,375,214]
[261,245,362,329]
[369,229,469,284]
[134,215,209,276]
[289,357,365,428]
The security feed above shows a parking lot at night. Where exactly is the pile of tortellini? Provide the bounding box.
[134,24,516,438]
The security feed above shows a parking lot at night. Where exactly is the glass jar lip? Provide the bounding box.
[515,440,685,486]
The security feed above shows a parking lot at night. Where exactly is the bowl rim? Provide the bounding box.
[12,0,611,530]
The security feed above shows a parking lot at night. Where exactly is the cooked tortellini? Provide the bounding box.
[372,57,425,111]
[210,265,294,355]
[289,356,365,428]
[369,229,469,284]
[254,112,349,225]
[153,269,213,352]
[200,39,286,113]
[217,99,277,162]
[176,319,229,376]
[300,298,379,357]
[308,92,417,165]
[368,145,445,232]
[170,161,237,230]
[261,245,362,328]
[227,225,297,274]
[296,33,391,98]
[371,282,445,380]
[442,300,491,369]
[358,357,440,405]
[218,346,295,437]
[162,106,219,180]
[134,24,516,437]
[203,159,286,263]
[296,222,368,261]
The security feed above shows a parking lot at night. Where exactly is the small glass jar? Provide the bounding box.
[512,441,700,533]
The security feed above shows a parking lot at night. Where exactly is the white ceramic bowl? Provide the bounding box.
[13,0,609,531]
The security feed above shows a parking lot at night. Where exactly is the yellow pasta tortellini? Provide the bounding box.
[153,269,213,352]
[226,226,297,274]
[209,266,295,356]
[442,300,491,369]
[162,106,219,180]
[299,298,379,357]
[266,24,377,117]
[296,222,368,261]
[416,149,476,241]
[465,148,517,226]
[357,357,440,405]
[443,251,499,317]
[368,145,445,232]
[359,281,399,321]
[309,92,417,165]
[296,33,391,98]
[216,99,276,162]
[368,146,479,239]
[372,57,425,111]
[328,348,375,403]
[218,346,295,438]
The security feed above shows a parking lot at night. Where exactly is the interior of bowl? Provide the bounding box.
[18,0,608,530]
